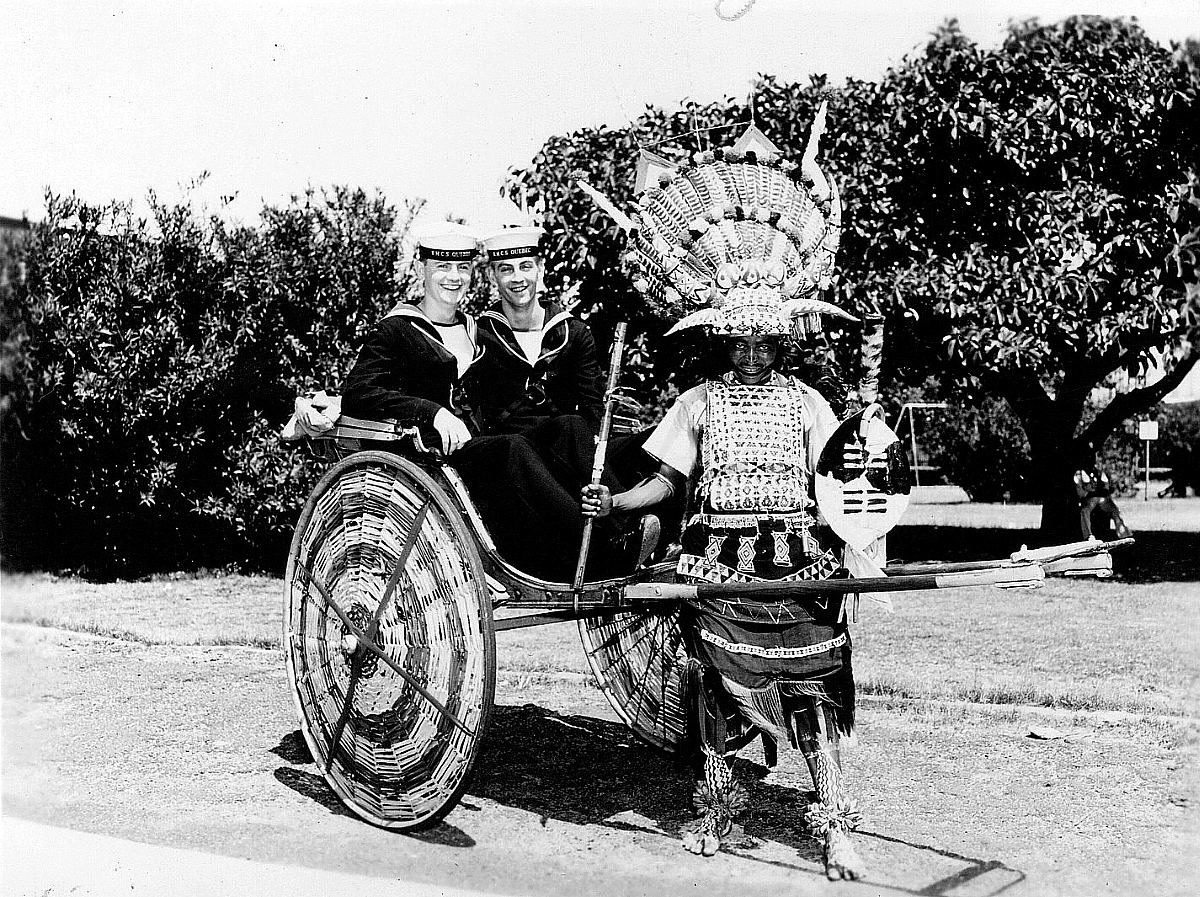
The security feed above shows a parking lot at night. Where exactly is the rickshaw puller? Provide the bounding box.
[577,110,873,879]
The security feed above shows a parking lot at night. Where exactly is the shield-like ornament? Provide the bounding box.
[815,404,911,551]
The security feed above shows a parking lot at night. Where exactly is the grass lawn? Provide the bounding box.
[900,484,1200,532]
[3,489,1197,721]
[852,578,1200,718]
[4,570,1197,721]
[893,485,1200,582]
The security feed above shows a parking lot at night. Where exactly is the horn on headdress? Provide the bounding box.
[575,177,636,232]
[801,101,831,202]
[665,308,724,335]
[781,295,858,322]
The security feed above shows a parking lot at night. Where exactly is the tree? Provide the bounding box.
[849,17,1199,537]
[508,16,1200,540]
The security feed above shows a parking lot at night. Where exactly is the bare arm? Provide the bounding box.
[581,463,685,518]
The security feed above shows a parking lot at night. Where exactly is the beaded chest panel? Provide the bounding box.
[700,381,808,512]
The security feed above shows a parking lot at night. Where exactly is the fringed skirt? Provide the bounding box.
[678,511,855,747]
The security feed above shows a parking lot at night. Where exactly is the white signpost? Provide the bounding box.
[1139,420,1159,500]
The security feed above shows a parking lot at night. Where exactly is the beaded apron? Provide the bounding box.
[680,380,839,584]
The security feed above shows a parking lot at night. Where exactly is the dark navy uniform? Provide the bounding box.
[472,301,604,435]
[342,303,627,582]
[342,305,482,438]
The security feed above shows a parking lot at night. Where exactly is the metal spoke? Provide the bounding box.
[366,500,431,641]
[297,563,475,738]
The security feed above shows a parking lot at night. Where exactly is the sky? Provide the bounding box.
[3,1,1197,230]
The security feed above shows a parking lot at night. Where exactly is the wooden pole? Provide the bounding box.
[573,322,629,600]
[1144,438,1151,501]
[624,562,1046,601]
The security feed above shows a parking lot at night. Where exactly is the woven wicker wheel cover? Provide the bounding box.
[579,607,689,751]
[284,451,495,829]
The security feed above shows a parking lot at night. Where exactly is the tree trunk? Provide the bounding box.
[1025,412,1089,545]
[1039,462,1083,544]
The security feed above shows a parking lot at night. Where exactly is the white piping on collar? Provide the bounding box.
[480,305,573,365]
[383,303,483,367]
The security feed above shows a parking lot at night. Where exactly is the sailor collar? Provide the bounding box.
[383,303,484,369]
[479,302,573,366]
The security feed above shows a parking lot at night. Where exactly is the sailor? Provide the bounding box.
[475,226,605,435]
[474,226,666,561]
[340,228,630,582]
[342,227,482,451]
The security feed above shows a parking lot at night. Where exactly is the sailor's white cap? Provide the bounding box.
[483,226,544,261]
[417,226,479,261]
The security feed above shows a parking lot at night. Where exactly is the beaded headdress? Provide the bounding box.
[579,103,855,338]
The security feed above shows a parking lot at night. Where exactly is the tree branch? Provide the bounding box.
[980,365,1054,422]
[1072,327,1175,395]
[1082,347,1199,448]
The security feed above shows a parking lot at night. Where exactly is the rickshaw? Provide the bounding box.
[282,405,1123,831]
[283,111,1127,835]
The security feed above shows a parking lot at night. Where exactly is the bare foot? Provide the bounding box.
[824,828,865,881]
[680,817,725,857]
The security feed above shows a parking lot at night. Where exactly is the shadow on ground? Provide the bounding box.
[890,526,1199,582]
[271,706,1024,896]
[474,704,1023,895]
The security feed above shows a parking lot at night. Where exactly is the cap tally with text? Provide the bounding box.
[418,230,479,262]
[483,226,544,261]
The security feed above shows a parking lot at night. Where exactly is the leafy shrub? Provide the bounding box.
[919,395,1037,502]
[901,385,1142,501]
[2,187,418,577]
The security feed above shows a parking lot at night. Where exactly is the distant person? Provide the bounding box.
[1074,462,1132,540]
[1158,445,1195,498]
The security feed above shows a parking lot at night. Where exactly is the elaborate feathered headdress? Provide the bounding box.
[578,102,855,338]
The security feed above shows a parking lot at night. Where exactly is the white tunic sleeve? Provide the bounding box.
[642,384,708,478]
[799,382,839,474]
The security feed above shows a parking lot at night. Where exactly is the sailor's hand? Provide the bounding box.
[581,484,613,518]
[293,396,335,437]
[433,408,472,455]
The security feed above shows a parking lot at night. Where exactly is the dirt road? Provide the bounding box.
[4,618,1198,897]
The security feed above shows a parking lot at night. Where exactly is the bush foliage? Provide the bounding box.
[1,187,417,576]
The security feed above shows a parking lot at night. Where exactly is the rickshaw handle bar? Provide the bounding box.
[624,562,1047,602]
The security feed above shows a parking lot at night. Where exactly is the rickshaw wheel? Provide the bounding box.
[284,450,495,830]
[579,607,688,751]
